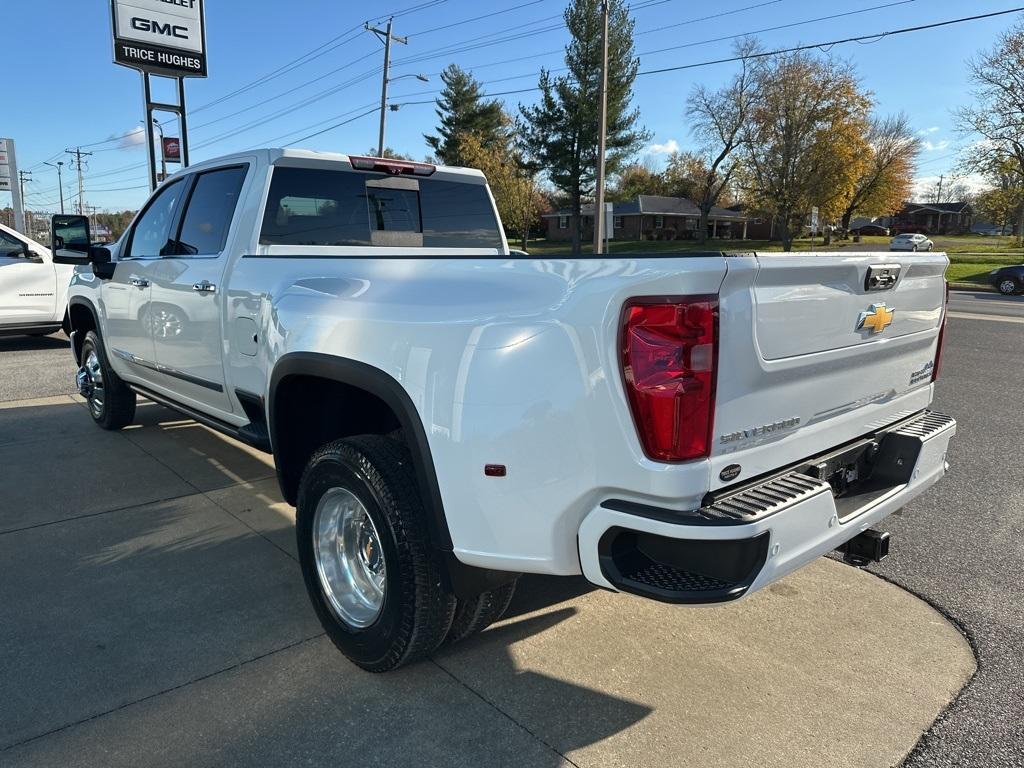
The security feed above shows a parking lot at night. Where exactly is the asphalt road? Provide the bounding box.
[0,333,75,401]
[871,291,1024,767]
[1,291,1021,765]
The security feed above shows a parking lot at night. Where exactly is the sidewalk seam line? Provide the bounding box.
[429,657,583,768]
[201,488,299,563]
[0,633,326,753]
[0,489,204,536]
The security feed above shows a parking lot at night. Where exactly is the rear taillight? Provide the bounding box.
[932,280,949,381]
[621,296,719,462]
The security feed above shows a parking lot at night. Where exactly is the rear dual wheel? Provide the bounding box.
[296,436,516,672]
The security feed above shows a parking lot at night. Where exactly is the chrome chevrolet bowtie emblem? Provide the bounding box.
[857,303,895,334]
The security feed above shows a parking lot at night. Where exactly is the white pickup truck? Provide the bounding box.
[0,222,73,337]
[53,149,956,672]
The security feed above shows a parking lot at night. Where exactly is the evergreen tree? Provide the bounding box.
[425,65,507,166]
[519,0,648,254]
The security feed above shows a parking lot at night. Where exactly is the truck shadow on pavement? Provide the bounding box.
[0,333,68,353]
[0,397,652,765]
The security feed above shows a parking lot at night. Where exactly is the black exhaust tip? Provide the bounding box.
[837,529,890,566]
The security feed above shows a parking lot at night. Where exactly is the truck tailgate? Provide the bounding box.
[709,252,948,489]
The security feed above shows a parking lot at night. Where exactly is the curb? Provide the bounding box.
[949,282,995,293]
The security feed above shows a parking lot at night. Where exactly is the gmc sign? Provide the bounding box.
[111,0,207,78]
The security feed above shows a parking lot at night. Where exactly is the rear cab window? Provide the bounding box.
[259,164,504,252]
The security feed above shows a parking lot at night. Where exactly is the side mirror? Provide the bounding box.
[51,214,91,265]
[24,248,44,264]
[89,245,115,280]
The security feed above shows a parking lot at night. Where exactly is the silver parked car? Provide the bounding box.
[890,233,934,252]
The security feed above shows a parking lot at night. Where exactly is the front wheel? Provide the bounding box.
[998,278,1019,295]
[296,436,456,672]
[78,330,136,430]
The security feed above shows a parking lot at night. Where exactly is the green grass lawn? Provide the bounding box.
[520,236,1020,289]
[945,262,1006,286]
[522,233,1024,257]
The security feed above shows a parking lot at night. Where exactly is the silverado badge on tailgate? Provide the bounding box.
[857,303,895,334]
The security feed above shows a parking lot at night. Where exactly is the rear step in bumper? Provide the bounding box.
[578,410,955,604]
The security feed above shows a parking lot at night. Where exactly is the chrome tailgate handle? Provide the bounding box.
[192,280,216,294]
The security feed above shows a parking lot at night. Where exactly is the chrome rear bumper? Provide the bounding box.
[578,410,956,603]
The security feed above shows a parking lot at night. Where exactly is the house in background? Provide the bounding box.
[542,195,752,242]
[890,202,974,234]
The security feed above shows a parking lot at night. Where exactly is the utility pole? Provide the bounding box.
[43,161,65,214]
[592,0,610,255]
[366,18,408,157]
[66,147,92,215]
[18,171,32,212]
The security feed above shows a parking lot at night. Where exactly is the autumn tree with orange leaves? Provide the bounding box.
[838,114,920,233]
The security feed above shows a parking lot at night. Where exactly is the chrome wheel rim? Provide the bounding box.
[313,487,386,628]
[81,349,105,418]
[1000,280,1016,294]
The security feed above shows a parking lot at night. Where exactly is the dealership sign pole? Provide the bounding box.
[110,0,207,191]
[0,138,25,233]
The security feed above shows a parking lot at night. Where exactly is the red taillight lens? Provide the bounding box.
[621,297,719,462]
[932,280,949,382]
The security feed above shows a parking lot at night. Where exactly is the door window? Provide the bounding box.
[174,166,248,255]
[126,179,185,258]
[0,231,25,257]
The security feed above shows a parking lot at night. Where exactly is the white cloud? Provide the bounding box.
[911,173,988,199]
[918,126,940,135]
[647,138,679,155]
[922,139,951,152]
[116,126,146,149]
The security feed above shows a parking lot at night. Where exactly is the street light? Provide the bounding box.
[43,161,65,214]
[142,118,166,180]
[378,73,429,156]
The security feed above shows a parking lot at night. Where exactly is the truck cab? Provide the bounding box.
[0,222,72,336]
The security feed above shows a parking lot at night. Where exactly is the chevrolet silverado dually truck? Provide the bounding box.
[51,150,956,672]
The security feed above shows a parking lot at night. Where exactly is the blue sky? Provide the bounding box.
[6,0,1021,212]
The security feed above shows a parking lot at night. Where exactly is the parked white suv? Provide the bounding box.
[0,222,72,336]
[53,150,956,672]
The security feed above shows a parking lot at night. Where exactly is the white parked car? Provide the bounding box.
[890,233,934,252]
[53,149,956,672]
[0,222,73,336]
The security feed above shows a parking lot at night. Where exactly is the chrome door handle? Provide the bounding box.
[129,277,149,288]
[192,280,216,294]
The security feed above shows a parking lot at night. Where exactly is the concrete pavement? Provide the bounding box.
[0,393,974,767]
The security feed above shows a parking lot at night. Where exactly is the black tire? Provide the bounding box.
[997,277,1019,296]
[295,436,456,672]
[79,330,136,430]
[444,578,517,645]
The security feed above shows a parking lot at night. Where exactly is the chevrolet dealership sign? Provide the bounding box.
[111,0,207,77]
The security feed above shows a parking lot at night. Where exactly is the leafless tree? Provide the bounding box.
[685,38,761,243]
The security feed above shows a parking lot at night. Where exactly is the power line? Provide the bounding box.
[406,0,548,36]
[638,7,1024,76]
[283,107,382,147]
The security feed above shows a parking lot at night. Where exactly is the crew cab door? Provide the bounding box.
[104,177,187,386]
[149,164,247,416]
[0,229,56,325]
